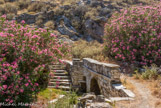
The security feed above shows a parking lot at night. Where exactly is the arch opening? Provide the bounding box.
[90,78,101,95]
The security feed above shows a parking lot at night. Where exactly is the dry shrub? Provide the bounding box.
[71,40,108,61]
[85,8,99,20]
[36,19,43,27]
[54,8,64,16]
[36,14,44,27]
[28,2,51,13]
[4,3,18,14]
[44,20,55,30]
[16,0,31,10]
[61,0,79,5]
[28,2,44,12]
[150,80,161,98]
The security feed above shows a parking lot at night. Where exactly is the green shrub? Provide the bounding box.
[141,64,159,80]
[6,13,15,20]
[52,92,78,108]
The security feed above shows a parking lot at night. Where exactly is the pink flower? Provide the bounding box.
[3,85,7,90]
[35,83,39,86]
[20,89,24,93]
[21,20,25,24]
[25,83,29,87]
[9,100,13,103]
[31,35,39,39]
[1,15,6,18]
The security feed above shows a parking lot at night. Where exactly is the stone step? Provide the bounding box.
[49,82,71,86]
[54,72,69,76]
[50,79,71,82]
[48,86,71,90]
[49,65,66,70]
[50,76,70,79]
[50,70,67,73]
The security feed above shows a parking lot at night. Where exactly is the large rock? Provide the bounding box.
[84,19,104,42]
[57,24,79,40]
[57,16,80,40]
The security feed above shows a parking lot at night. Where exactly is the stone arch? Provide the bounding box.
[90,78,101,95]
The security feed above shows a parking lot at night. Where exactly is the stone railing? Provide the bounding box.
[83,58,120,81]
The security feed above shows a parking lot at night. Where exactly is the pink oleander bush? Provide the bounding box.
[0,15,69,104]
[104,3,161,66]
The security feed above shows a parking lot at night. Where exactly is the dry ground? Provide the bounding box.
[116,75,161,108]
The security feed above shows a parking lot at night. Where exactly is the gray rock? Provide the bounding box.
[90,102,112,108]
[84,19,104,42]
[86,35,93,42]
[95,95,105,102]
[57,24,79,38]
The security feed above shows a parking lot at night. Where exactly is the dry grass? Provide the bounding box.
[155,101,161,108]
[71,40,110,62]
[120,78,135,90]
[148,80,161,99]
[44,20,55,29]
[3,3,18,14]
[16,0,31,10]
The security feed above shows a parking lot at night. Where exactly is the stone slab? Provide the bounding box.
[112,84,126,90]
[109,97,134,102]
[122,89,135,98]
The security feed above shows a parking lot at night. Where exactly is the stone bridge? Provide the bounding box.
[63,58,130,98]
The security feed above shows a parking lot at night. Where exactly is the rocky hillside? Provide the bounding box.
[0,0,160,42]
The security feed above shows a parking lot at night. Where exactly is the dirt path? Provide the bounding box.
[116,75,161,108]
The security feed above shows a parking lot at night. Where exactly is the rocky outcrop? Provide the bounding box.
[15,10,55,24]
[57,16,81,40]
[84,19,104,42]
[15,0,157,42]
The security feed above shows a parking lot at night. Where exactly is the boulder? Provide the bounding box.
[57,24,79,40]
[56,16,81,40]
[84,19,104,42]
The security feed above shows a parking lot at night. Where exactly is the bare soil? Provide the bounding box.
[116,75,161,108]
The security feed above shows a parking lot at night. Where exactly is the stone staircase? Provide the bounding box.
[48,64,72,91]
